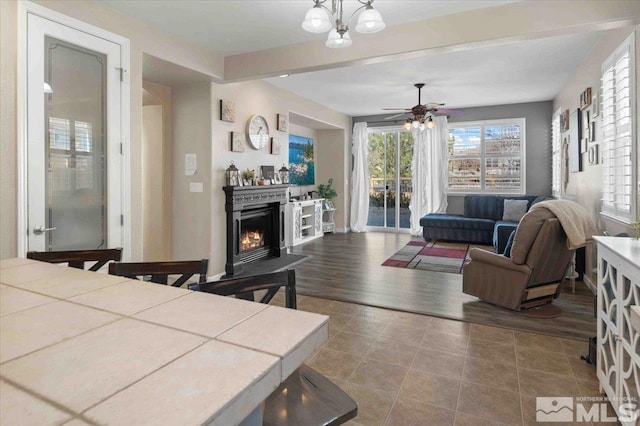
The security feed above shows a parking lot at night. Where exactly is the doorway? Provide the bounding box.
[19,3,130,256]
[367,128,413,231]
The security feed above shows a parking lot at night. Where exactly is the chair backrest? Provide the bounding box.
[189,269,296,309]
[510,207,574,285]
[108,259,208,287]
[524,218,574,285]
[26,248,123,271]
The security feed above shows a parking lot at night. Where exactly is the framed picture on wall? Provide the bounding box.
[271,137,281,155]
[568,109,582,172]
[277,113,288,132]
[288,134,315,185]
[560,109,570,132]
[220,99,235,122]
[230,131,245,152]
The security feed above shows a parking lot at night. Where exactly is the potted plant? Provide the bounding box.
[317,178,337,209]
[243,169,256,185]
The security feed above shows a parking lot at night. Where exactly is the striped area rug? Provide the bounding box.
[382,241,476,274]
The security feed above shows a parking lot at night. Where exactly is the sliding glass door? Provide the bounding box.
[367,128,413,231]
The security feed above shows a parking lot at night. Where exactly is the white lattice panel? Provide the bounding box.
[596,237,640,426]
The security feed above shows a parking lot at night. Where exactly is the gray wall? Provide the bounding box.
[354,101,553,215]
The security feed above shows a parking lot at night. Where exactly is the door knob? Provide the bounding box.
[33,225,56,235]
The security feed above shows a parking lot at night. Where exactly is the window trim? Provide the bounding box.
[551,108,562,198]
[600,32,637,224]
[447,118,527,195]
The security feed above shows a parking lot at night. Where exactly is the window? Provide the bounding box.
[48,116,95,193]
[601,33,636,223]
[551,109,562,198]
[448,118,525,194]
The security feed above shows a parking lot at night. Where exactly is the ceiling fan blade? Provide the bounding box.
[381,108,411,111]
[426,102,446,107]
[432,108,463,114]
[384,112,410,120]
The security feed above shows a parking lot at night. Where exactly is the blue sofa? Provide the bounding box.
[419,195,546,252]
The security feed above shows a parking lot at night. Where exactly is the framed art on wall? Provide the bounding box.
[277,113,288,132]
[230,131,245,152]
[560,109,570,132]
[271,137,281,155]
[568,109,582,172]
[288,134,315,185]
[220,99,235,122]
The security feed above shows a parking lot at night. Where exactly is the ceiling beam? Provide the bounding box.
[223,0,640,82]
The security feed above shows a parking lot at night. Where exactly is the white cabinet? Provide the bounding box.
[594,236,640,426]
[287,199,324,247]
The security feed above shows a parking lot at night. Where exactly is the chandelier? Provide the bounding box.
[302,0,386,48]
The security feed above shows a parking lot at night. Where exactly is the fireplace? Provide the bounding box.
[224,185,289,276]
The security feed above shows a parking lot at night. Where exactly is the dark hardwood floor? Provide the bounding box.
[290,232,596,340]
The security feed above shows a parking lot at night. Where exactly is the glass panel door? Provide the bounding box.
[367,129,413,230]
[26,13,123,254]
[45,37,107,250]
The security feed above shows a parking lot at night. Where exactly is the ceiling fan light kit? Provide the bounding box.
[302,0,385,49]
[386,83,462,130]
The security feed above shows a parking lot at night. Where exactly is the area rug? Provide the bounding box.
[382,241,471,273]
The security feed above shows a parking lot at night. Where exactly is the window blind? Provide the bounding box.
[551,110,562,198]
[601,33,635,223]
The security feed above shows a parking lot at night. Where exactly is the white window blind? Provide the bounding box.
[448,118,525,194]
[601,33,636,223]
[551,110,562,198]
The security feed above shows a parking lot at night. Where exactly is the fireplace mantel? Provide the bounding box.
[223,185,290,276]
[223,185,290,211]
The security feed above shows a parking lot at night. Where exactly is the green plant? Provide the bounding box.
[242,169,256,180]
[632,222,640,240]
[317,178,337,200]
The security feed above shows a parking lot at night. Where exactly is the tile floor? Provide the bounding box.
[271,293,617,426]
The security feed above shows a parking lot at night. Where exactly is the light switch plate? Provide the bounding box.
[189,182,203,193]
[185,153,197,176]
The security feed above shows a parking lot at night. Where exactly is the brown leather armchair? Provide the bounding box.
[462,207,575,311]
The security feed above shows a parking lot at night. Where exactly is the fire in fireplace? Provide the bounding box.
[240,230,264,252]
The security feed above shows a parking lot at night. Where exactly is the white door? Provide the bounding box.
[26,13,123,252]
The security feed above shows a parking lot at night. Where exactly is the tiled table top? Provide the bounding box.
[0,258,329,425]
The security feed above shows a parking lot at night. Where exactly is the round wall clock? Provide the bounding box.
[246,115,270,149]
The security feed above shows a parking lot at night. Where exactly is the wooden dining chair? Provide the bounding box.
[109,259,208,287]
[189,269,357,426]
[26,248,123,271]
[188,269,297,308]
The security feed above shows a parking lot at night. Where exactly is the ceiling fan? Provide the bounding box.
[383,83,461,130]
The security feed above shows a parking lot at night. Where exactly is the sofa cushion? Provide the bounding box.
[420,214,495,231]
[502,199,529,222]
[493,220,519,253]
[503,230,517,257]
[464,196,501,220]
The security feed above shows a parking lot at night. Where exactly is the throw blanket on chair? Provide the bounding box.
[530,200,597,249]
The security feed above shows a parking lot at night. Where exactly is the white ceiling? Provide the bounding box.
[265,31,603,116]
[98,0,604,118]
[98,0,518,56]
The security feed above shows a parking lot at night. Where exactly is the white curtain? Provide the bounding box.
[350,122,369,232]
[409,116,449,235]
